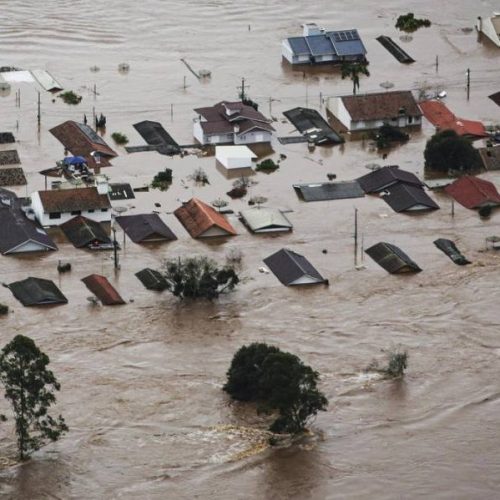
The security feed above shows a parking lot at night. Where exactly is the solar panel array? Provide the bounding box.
[332,30,359,42]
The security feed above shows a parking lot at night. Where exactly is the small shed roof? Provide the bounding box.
[0,150,20,166]
[294,181,364,202]
[81,274,125,305]
[30,69,63,92]
[174,198,237,238]
[0,167,27,186]
[263,248,327,286]
[365,242,421,274]
[8,277,68,306]
[115,213,177,243]
[381,183,439,212]
[60,216,111,248]
[444,176,500,209]
[109,183,135,200]
[239,208,293,233]
[357,165,423,193]
[37,187,111,213]
[433,238,470,265]
[215,146,256,168]
[135,268,169,291]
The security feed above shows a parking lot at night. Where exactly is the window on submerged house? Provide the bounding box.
[49,212,61,219]
[408,116,413,124]
[101,208,108,212]
[71,210,81,216]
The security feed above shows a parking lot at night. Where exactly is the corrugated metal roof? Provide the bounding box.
[293,181,364,202]
[81,274,125,305]
[8,277,67,306]
[365,242,421,274]
[30,69,63,91]
[283,107,343,144]
[239,208,292,232]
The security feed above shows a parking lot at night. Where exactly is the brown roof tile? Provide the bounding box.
[174,198,237,238]
[38,187,111,213]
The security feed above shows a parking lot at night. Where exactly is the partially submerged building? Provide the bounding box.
[357,165,423,194]
[239,207,293,233]
[380,182,439,213]
[193,101,274,145]
[7,277,68,306]
[135,268,169,291]
[215,145,256,177]
[365,242,422,274]
[115,214,177,243]
[419,100,488,139]
[263,248,328,286]
[50,121,117,168]
[293,181,364,202]
[433,239,470,265]
[328,91,421,135]
[132,120,181,156]
[60,216,112,249]
[444,176,500,209]
[0,189,57,255]
[81,274,125,305]
[283,107,343,145]
[476,13,500,48]
[0,168,26,186]
[174,198,237,238]
[31,186,112,226]
[282,24,366,65]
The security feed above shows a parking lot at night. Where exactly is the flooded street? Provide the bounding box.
[1,0,500,498]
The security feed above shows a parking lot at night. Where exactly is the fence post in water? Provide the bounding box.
[435,55,439,72]
[170,104,173,121]
[451,199,455,218]
[354,208,358,267]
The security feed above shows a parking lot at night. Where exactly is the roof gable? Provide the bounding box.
[365,242,421,274]
[357,165,423,193]
[115,213,177,243]
[382,183,439,212]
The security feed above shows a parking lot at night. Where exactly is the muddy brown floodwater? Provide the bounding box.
[1,0,500,498]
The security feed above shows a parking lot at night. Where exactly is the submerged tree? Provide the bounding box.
[0,335,68,460]
[224,343,328,435]
[161,256,239,300]
[341,61,370,95]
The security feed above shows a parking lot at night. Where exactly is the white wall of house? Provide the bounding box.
[330,98,352,129]
[477,15,500,47]
[31,192,111,227]
[6,240,52,254]
[281,40,295,63]
[200,225,232,238]
[193,121,205,144]
[235,130,272,145]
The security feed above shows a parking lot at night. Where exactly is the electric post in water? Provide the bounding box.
[466,68,470,100]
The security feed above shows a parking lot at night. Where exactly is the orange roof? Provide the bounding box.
[81,274,125,305]
[174,198,237,238]
[419,101,487,138]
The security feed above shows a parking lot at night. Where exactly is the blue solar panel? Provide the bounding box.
[287,37,311,56]
[305,35,335,56]
[332,39,366,56]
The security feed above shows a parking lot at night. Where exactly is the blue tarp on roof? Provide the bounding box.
[63,156,87,165]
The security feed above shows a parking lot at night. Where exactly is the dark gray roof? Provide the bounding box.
[287,30,366,58]
[381,183,439,212]
[294,181,364,202]
[0,150,20,166]
[365,242,421,274]
[115,213,177,243]
[376,36,415,63]
[263,248,327,286]
[133,121,181,155]
[135,268,169,291]
[357,165,423,193]
[433,239,470,265]
[489,91,500,107]
[0,132,15,144]
[60,216,111,248]
[109,183,135,201]
[0,194,57,255]
[8,277,68,306]
[283,107,343,145]
[0,167,26,186]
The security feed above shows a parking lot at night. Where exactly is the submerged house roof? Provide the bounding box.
[357,165,423,193]
[60,216,111,248]
[109,183,135,201]
[376,35,415,63]
[115,213,177,243]
[419,100,488,138]
[194,101,274,138]
[133,120,181,155]
[365,242,422,274]
[340,91,421,122]
[81,274,125,305]
[239,208,293,233]
[135,268,169,291]
[286,28,367,59]
[0,150,21,166]
[37,187,111,213]
[489,91,500,107]
[263,248,327,286]
[8,277,68,306]
[381,182,440,213]
[50,121,117,168]
[0,190,57,255]
[283,107,344,144]
[433,238,470,265]
[444,176,500,209]
[174,198,237,238]
[293,181,364,201]
[0,167,27,186]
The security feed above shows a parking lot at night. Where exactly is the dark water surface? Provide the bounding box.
[1,1,500,498]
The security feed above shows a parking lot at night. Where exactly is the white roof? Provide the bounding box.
[31,69,63,91]
[240,207,293,233]
[216,145,257,162]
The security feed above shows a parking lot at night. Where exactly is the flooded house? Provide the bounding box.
[215,145,256,177]
[114,213,177,243]
[81,274,125,306]
[444,176,500,209]
[30,186,112,226]
[60,215,112,249]
[7,277,68,306]
[193,101,274,145]
[476,13,500,47]
[174,197,237,238]
[365,242,422,274]
[239,207,293,233]
[282,23,366,65]
[327,90,421,137]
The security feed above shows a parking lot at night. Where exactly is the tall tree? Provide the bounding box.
[341,61,370,95]
[0,335,68,460]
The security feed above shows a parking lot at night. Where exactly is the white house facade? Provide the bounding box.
[476,13,500,47]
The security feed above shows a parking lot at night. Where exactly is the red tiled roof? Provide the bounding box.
[81,274,125,305]
[419,101,488,138]
[174,198,237,238]
[341,91,421,122]
[38,187,111,213]
[445,176,500,209]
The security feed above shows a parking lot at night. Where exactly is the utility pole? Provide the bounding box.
[37,91,41,126]
[237,78,248,100]
[354,208,358,267]
[466,68,470,100]
[183,75,186,90]
[112,225,119,270]
[170,103,173,121]
[435,55,439,73]
[451,199,455,218]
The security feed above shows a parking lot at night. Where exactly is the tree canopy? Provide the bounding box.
[224,343,328,435]
[0,335,68,460]
[341,61,370,95]
[161,256,239,300]
[424,129,482,173]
